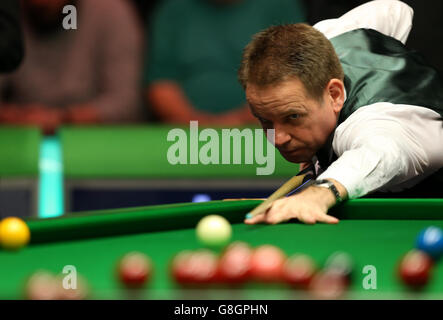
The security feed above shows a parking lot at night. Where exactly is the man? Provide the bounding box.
[239,0,443,225]
[0,0,142,134]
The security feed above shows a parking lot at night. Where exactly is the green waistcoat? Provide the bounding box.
[330,28,443,123]
[316,28,443,196]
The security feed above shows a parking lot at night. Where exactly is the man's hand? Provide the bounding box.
[0,105,63,135]
[202,105,258,126]
[245,178,347,225]
[65,104,100,124]
[22,106,64,135]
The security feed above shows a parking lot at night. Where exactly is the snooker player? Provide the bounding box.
[240,0,443,225]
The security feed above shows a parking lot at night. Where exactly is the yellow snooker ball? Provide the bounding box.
[0,217,31,250]
[196,215,232,248]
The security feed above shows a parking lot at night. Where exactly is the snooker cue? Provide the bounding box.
[247,165,315,219]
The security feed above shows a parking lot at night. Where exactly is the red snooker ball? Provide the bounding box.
[188,250,219,284]
[398,249,433,288]
[249,245,287,282]
[308,269,347,300]
[282,254,317,289]
[117,252,152,288]
[171,250,218,285]
[56,274,90,300]
[217,241,253,284]
[24,270,59,300]
[171,250,195,284]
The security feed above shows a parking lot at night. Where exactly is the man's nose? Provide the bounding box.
[273,126,291,147]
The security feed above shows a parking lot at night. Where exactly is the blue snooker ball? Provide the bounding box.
[416,226,443,260]
[192,194,211,203]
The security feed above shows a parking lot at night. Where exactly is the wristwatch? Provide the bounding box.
[312,179,343,204]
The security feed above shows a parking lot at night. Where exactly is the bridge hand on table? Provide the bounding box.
[244,190,340,225]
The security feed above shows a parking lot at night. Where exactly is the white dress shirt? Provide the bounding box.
[313,0,443,199]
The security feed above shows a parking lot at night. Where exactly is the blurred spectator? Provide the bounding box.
[0,0,143,134]
[144,0,306,126]
[0,0,24,72]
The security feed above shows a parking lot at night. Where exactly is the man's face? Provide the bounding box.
[246,78,343,163]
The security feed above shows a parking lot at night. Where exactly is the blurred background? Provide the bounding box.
[0,0,441,219]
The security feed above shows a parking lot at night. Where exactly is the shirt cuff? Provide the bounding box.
[316,148,387,199]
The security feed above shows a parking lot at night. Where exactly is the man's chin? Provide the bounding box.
[279,151,309,164]
[279,149,314,163]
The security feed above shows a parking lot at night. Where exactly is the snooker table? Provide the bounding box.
[0,127,40,218]
[60,126,299,212]
[2,198,443,300]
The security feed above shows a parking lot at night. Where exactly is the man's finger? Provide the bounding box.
[299,211,317,225]
[265,203,293,224]
[245,199,283,224]
[316,213,339,224]
[244,212,267,224]
[263,200,288,224]
[264,210,285,225]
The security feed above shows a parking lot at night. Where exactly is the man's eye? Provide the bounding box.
[289,114,299,120]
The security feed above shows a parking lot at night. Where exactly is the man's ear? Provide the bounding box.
[326,79,345,114]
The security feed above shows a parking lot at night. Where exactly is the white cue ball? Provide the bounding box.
[196,215,232,247]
